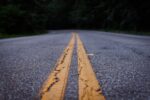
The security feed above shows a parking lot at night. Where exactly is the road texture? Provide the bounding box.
[0,32,71,100]
[0,30,150,100]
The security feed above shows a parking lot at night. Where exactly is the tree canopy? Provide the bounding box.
[0,0,150,34]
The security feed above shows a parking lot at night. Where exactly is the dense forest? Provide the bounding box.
[0,0,150,35]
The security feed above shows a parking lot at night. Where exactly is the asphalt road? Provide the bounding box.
[0,30,150,100]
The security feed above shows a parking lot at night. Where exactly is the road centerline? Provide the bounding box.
[39,33,75,100]
[77,34,105,100]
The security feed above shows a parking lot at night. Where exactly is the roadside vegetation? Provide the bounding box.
[0,0,150,38]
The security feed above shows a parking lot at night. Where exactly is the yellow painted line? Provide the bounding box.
[39,33,75,100]
[77,34,105,100]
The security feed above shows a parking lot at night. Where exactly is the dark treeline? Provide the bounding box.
[0,0,150,34]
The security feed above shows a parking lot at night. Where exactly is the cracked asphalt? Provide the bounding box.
[0,30,150,100]
[0,32,71,100]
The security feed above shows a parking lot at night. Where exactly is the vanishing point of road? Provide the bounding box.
[0,30,150,100]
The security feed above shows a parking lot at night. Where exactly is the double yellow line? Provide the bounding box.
[39,33,105,100]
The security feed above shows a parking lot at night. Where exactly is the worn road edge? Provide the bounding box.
[39,33,75,100]
[77,34,105,100]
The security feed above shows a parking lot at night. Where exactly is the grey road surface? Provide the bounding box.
[0,32,71,100]
[0,30,150,100]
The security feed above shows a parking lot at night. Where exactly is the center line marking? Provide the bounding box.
[39,33,75,100]
[77,34,105,100]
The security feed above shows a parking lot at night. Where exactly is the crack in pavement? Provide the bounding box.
[40,48,70,99]
[39,34,75,100]
[77,34,105,100]
[78,55,103,100]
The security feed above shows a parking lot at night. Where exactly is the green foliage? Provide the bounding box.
[0,0,150,35]
[0,5,25,34]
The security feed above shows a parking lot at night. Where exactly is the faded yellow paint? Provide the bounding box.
[39,33,75,100]
[77,34,105,100]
